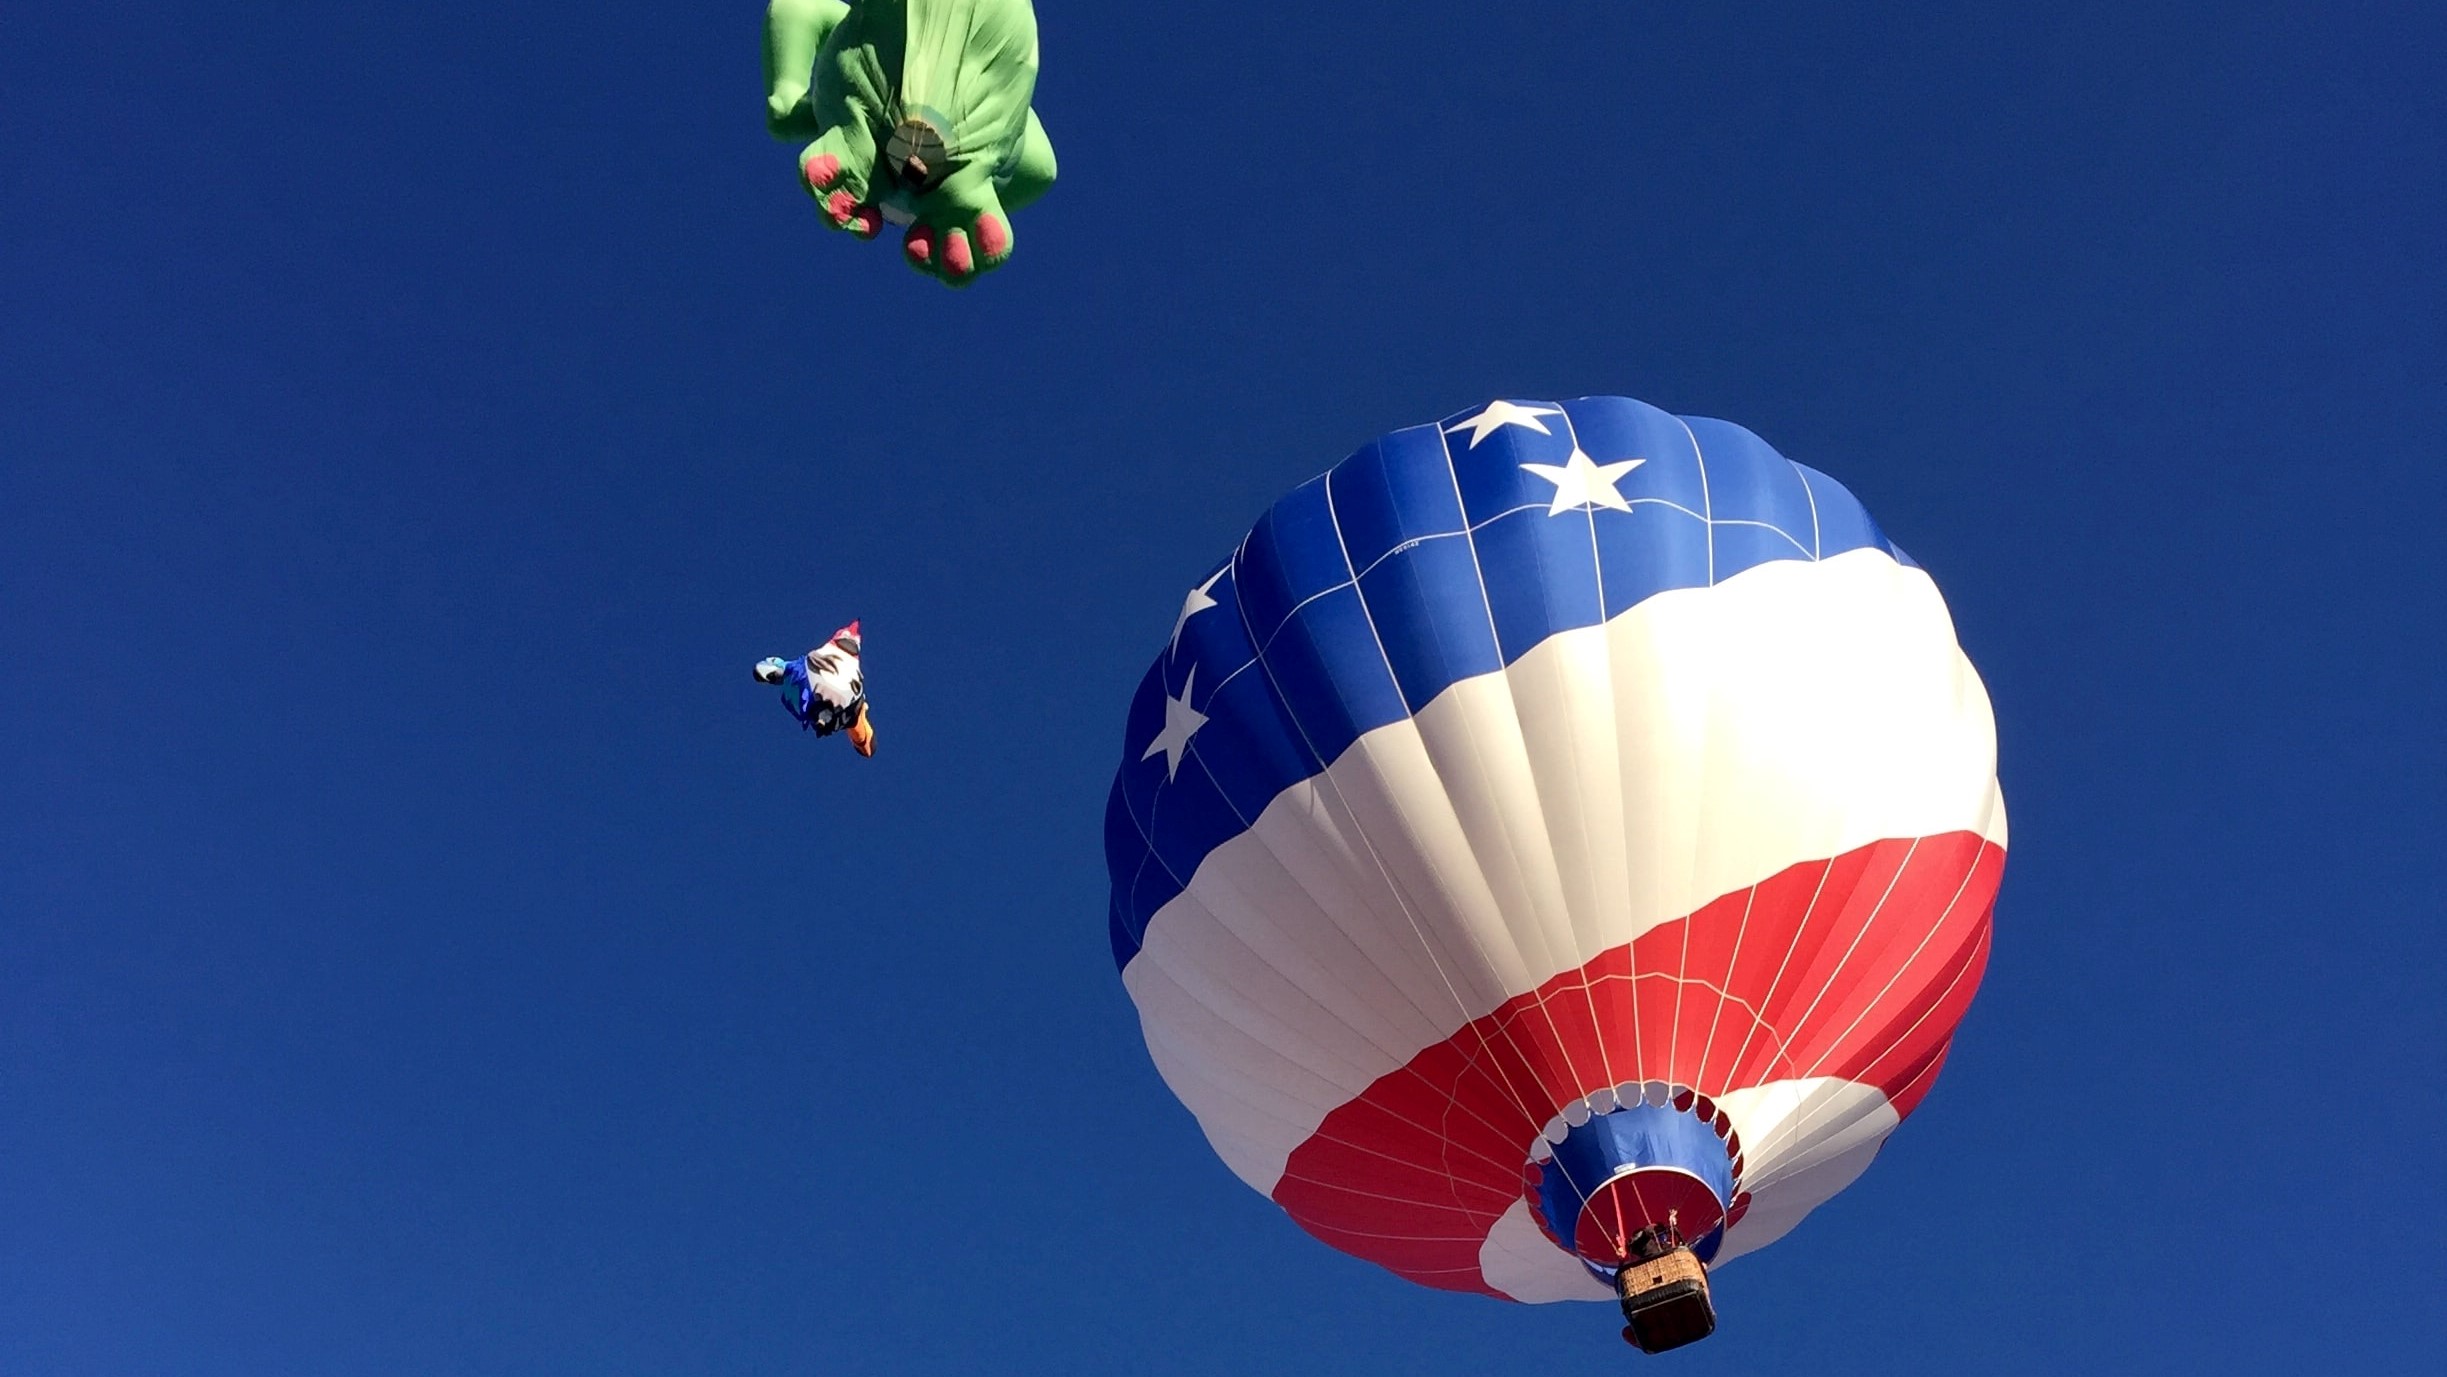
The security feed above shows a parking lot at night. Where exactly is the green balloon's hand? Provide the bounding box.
[763,0,848,142]
[763,0,1057,284]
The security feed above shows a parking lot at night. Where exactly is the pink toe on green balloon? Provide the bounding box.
[824,189,859,225]
[943,230,975,277]
[977,215,1010,259]
[802,153,840,189]
[904,225,936,264]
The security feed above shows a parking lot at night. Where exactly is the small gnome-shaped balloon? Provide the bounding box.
[754,620,875,757]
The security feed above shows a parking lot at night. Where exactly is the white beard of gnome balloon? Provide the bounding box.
[753,620,876,757]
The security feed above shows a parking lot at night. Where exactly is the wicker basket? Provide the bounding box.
[1616,1247,1708,1298]
[1616,1248,1717,1354]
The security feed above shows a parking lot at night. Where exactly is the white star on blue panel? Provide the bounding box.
[1170,567,1225,653]
[1522,448,1645,515]
[1444,401,1563,448]
[1142,666,1208,781]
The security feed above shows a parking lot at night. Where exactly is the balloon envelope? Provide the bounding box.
[1106,397,2005,1301]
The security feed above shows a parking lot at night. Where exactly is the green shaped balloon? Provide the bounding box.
[764,0,1057,285]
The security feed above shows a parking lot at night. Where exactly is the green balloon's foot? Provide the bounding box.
[897,166,1016,287]
[804,157,883,239]
[902,212,1010,286]
[798,126,881,239]
[803,156,881,237]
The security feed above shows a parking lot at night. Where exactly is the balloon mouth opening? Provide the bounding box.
[884,117,951,193]
[1520,1082,1753,1273]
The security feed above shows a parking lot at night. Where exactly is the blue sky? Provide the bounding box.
[4,3,2441,1373]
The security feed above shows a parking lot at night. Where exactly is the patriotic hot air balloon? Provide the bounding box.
[1105,396,2004,1349]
